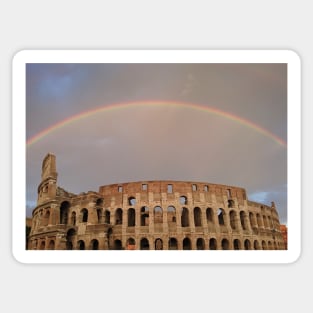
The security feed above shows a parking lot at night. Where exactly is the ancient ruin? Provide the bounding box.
[27,153,286,250]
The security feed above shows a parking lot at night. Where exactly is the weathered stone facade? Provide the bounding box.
[28,153,286,250]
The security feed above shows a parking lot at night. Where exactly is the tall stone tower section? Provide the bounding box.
[37,153,58,206]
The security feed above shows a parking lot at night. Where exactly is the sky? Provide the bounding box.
[25,62,287,224]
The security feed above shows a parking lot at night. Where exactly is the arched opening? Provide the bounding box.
[126,237,136,250]
[96,198,103,206]
[268,241,273,250]
[218,208,225,225]
[256,213,262,228]
[42,210,50,226]
[96,208,102,223]
[221,238,229,250]
[196,238,205,250]
[206,208,214,223]
[194,207,202,227]
[40,241,45,250]
[249,212,254,229]
[240,211,247,230]
[104,210,110,224]
[141,206,149,226]
[168,238,178,250]
[179,196,187,205]
[154,206,163,223]
[254,240,260,250]
[228,199,235,208]
[107,228,113,249]
[60,201,70,224]
[114,239,122,250]
[181,207,189,227]
[78,240,85,250]
[229,210,237,230]
[183,238,191,250]
[81,208,88,223]
[115,208,123,225]
[209,238,217,250]
[128,196,136,206]
[71,211,77,226]
[244,239,251,250]
[233,239,241,250]
[90,239,99,250]
[140,238,150,250]
[66,228,76,250]
[155,238,163,250]
[127,208,136,227]
[167,206,176,224]
[48,240,55,250]
[262,240,267,250]
[263,215,268,228]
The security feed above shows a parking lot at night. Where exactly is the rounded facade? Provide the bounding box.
[28,156,286,251]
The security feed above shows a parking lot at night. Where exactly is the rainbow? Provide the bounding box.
[26,101,287,147]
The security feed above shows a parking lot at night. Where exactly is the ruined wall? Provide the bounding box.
[28,179,286,250]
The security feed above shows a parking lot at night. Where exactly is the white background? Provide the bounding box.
[1,1,310,312]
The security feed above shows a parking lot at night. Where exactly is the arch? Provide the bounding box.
[209,238,217,250]
[196,238,205,250]
[115,208,123,225]
[254,240,260,250]
[96,208,102,223]
[90,239,99,250]
[155,238,163,250]
[104,210,110,224]
[42,210,50,226]
[168,238,178,250]
[48,240,55,250]
[221,238,229,250]
[244,239,251,250]
[127,208,136,227]
[114,239,122,250]
[229,210,237,230]
[194,207,202,227]
[233,239,241,250]
[71,211,77,225]
[240,211,247,230]
[107,228,113,249]
[140,238,150,250]
[249,212,254,229]
[256,213,262,228]
[60,201,70,224]
[179,196,187,205]
[206,208,214,223]
[140,206,149,226]
[181,207,189,227]
[81,208,88,223]
[78,240,85,250]
[228,199,235,208]
[263,215,268,228]
[218,208,225,225]
[66,228,76,250]
[268,241,273,250]
[127,237,136,250]
[262,240,267,250]
[96,198,104,206]
[154,206,163,224]
[128,196,136,206]
[183,237,191,250]
[167,206,176,223]
[40,241,45,250]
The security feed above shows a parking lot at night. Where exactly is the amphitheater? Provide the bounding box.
[28,153,286,250]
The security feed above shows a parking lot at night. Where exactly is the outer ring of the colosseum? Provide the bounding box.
[28,155,285,251]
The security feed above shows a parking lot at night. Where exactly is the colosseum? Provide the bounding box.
[27,153,286,250]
